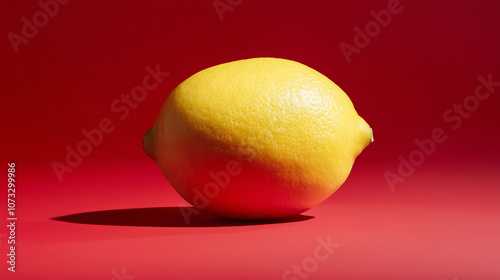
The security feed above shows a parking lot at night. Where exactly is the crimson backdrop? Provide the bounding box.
[1,0,499,279]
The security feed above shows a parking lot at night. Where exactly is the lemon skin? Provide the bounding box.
[144,58,372,219]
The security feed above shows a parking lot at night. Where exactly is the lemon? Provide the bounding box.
[144,57,372,219]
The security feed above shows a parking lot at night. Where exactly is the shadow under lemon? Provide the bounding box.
[52,207,314,227]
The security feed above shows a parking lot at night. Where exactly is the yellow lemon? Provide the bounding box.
[144,57,372,219]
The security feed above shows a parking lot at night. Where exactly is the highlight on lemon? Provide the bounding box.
[144,57,372,220]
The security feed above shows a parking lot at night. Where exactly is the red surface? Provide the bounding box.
[1,0,499,279]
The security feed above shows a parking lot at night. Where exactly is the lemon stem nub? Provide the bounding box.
[370,128,374,143]
[143,128,157,161]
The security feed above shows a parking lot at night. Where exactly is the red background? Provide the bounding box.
[1,0,499,279]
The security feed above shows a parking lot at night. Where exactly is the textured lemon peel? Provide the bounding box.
[144,57,372,219]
